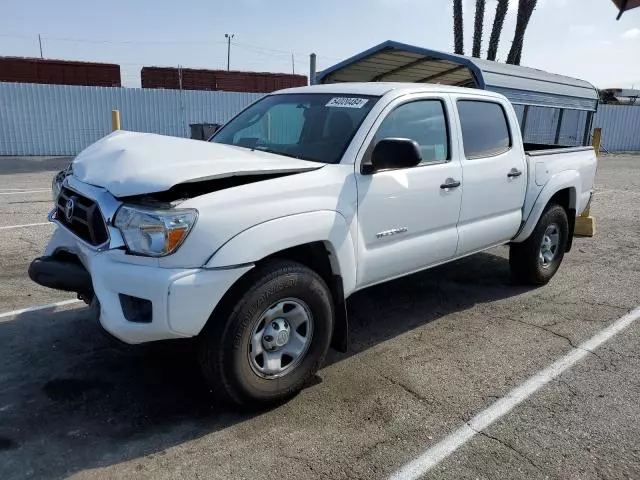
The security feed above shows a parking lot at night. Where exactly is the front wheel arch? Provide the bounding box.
[257,242,349,352]
[202,241,349,352]
[198,259,334,407]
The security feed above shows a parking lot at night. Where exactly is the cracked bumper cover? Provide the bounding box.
[37,227,252,344]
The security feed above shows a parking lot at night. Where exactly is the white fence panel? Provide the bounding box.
[1,82,640,155]
[0,82,262,156]
[593,104,640,152]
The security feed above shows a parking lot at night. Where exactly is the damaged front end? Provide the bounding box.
[33,130,323,305]
[119,171,302,205]
[28,250,94,303]
[32,162,309,302]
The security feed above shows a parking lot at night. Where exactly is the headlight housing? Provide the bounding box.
[114,206,198,257]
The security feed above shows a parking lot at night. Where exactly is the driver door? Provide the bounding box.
[355,95,463,288]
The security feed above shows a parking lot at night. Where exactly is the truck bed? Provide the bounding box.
[523,142,591,154]
[521,145,597,224]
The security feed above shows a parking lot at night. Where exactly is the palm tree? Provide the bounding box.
[472,0,486,58]
[506,0,538,65]
[453,0,464,55]
[487,0,509,61]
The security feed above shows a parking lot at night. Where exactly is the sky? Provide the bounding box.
[0,0,639,89]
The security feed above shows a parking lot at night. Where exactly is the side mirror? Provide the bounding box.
[366,138,422,174]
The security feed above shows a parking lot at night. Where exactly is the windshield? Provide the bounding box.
[210,93,380,164]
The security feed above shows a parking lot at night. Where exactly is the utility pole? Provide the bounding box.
[291,53,295,74]
[38,34,43,59]
[225,33,235,71]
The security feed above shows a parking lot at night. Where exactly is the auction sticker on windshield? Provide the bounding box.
[326,97,369,108]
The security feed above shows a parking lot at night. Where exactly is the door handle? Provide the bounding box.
[440,178,461,189]
[507,168,522,178]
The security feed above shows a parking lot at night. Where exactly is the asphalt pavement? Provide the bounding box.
[0,154,638,479]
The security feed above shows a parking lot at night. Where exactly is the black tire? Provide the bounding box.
[510,204,569,285]
[198,260,333,408]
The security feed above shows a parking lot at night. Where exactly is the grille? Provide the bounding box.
[56,187,108,246]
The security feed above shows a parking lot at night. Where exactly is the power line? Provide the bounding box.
[232,42,292,59]
[233,41,342,62]
[0,32,339,75]
[0,32,342,61]
[233,41,294,56]
[44,35,227,46]
[0,32,341,63]
[233,41,341,61]
[0,33,226,46]
[0,33,34,39]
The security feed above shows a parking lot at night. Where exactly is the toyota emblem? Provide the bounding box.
[64,197,75,222]
[276,330,290,346]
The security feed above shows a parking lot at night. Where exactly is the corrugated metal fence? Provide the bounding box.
[0,82,262,156]
[592,104,640,152]
[1,82,639,155]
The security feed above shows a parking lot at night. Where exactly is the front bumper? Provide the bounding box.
[33,227,252,344]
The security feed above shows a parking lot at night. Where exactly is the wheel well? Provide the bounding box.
[548,188,576,252]
[261,242,335,286]
[548,188,574,211]
[260,242,349,352]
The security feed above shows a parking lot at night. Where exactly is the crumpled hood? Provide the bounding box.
[72,130,322,197]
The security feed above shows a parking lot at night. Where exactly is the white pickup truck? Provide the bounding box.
[30,83,597,407]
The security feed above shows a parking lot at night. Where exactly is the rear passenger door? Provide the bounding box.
[452,97,527,256]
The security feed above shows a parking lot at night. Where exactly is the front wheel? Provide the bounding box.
[198,260,333,408]
[510,204,569,285]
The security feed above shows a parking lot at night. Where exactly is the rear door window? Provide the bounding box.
[457,100,511,158]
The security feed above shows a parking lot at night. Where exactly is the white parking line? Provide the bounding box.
[0,188,47,191]
[0,299,82,320]
[0,189,50,195]
[389,306,640,480]
[0,222,52,230]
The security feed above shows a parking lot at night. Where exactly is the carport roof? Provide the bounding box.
[316,41,599,111]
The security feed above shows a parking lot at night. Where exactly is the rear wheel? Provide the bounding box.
[198,260,333,408]
[510,204,569,285]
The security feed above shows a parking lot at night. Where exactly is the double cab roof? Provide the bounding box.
[276,82,507,101]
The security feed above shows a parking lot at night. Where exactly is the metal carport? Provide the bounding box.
[316,40,599,146]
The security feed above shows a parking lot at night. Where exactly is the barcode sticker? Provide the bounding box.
[326,97,369,108]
